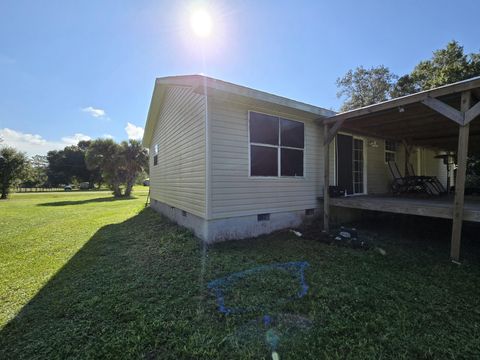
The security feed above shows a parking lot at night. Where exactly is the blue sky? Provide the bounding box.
[1,0,479,155]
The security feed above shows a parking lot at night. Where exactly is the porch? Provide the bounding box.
[322,76,480,261]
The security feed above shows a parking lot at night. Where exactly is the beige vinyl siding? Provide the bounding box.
[366,140,406,194]
[149,86,206,217]
[210,98,322,219]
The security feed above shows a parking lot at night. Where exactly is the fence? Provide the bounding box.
[15,187,65,193]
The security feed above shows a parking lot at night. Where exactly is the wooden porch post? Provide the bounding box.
[324,123,330,232]
[450,91,471,261]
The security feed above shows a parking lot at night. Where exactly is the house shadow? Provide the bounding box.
[38,196,137,207]
[0,209,211,359]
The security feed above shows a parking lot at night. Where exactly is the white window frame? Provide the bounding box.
[152,144,159,166]
[248,110,305,179]
[352,136,367,195]
[384,140,397,164]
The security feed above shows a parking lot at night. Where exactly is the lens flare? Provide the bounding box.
[190,9,212,38]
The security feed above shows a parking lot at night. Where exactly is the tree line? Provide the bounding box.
[0,138,148,199]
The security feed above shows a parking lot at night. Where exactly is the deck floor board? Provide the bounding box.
[330,195,480,222]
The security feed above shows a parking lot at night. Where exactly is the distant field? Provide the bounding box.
[1,190,480,359]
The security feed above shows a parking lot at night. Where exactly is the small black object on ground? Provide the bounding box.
[300,224,369,250]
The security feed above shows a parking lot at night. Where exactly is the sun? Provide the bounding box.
[190,9,212,38]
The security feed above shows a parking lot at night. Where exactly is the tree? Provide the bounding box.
[466,155,480,189]
[336,65,398,111]
[46,150,68,185]
[47,144,96,186]
[85,139,148,198]
[390,74,418,99]
[0,147,28,199]
[120,140,148,197]
[22,155,48,188]
[85,139,125,197]
[77,140,102,187]
[391,41,480,97]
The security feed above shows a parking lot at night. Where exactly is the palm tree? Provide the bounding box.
[85,139,148,198]
[121,140,148,197]
[85,139,124,197]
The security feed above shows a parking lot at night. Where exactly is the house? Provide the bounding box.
[142,75,454,244]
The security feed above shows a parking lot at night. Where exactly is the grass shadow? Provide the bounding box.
[0,209,208,359]
[38,196,138,207]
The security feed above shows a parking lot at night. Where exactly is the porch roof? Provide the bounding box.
[323,76,480,152]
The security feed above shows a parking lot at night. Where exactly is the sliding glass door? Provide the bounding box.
[336,134,365,195]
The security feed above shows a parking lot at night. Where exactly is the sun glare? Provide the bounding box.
[190,9,212,38]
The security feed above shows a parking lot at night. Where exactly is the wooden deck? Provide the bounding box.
[330,195,480,223]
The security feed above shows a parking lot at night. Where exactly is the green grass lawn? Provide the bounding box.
[1,190,480,359]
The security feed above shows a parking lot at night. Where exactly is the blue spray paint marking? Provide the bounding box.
[266,329,280,350]
[207,261,309,315]
[263,315,272,326]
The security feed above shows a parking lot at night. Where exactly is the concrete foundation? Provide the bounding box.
[150,198,318,243]
[150,199,208,240]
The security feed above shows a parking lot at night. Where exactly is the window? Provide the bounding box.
[249,112,304,177]
[385,140,397,163]
[353,139,364,194]
[153,144,159,166]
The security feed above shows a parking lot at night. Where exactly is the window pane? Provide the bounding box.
[354,172,362,182]
[251,145,278,176]
[281,148,304,176]
[353,139,363,150]
[249,112,279,145]
[280,118,304,148]
[385,140,397,152]
[385,151,395,163]
[354,183,363,193]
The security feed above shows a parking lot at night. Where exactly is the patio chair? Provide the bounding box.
[387,161,436,196]
[407,163,446,195]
